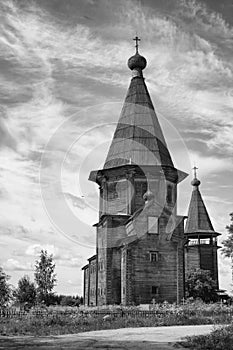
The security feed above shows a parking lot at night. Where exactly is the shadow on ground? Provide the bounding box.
[0,336,186,350]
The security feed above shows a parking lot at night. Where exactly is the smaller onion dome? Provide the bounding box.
[128,53,147,71]
[191,177,201,187]
[143,188,154,202]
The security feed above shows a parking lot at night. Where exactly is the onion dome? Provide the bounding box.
[127,36,147,76]
[143,188,154,203]
[128,53,147,71]
[191,178,201,187]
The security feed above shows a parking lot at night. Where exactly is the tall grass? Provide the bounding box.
[0,300,232,336]
[180,324,233,350]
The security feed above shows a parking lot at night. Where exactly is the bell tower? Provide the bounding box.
[185,167,220,287]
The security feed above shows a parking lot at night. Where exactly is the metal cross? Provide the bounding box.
[133,35,140,53]
[193,166,198,178]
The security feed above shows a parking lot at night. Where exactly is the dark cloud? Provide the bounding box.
[63,192,87,209]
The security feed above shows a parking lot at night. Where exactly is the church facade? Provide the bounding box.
[82,39,220,306]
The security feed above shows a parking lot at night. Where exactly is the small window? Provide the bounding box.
[150,251,159,262]
[123,287,126,295]
[167,185,173,204]
[148,216,158,234]
[107,182,118,200]
[151,286,159,295]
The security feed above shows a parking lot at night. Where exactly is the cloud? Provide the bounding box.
[63,192,86,209]
[25,244,59,257]
[25,243,83,268]
[3,258,33,271]
[186,151,232,177]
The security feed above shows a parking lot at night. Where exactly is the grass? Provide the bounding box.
[0,301,232,336]
[180,324,233,350]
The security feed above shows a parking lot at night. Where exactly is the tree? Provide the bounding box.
[221,213,233,258]
[14,275,36,308]
[34,250,57,306]
[60,295,82,307]
[0,267,11,307]
[186,269,218,303]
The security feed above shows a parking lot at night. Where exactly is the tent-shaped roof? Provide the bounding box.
[185,177,219,236]
[103,51,174,169]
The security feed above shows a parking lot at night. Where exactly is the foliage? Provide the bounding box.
[60,295,82,307]
[221,213,233,258]
[13,275,36,308]
[0,267,11,307]
[185,269,218,303]
[180,324,233,350]
[34,250,57,306]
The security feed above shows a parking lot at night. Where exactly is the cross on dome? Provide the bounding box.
[128,35,147,72]
[133,35,140,53]
[191,165,201,187]
[193,166,198,179]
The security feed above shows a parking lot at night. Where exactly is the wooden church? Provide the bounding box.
[82,38,220,306]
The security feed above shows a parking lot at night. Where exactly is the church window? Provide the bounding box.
[188,239,198,246]
[150,251,159,262]
[123,287,126,295]
[107,182,118,200]
[200,238,210,244]
[148,216,158,234]
[151,286,159,295]
[167,185,173,204]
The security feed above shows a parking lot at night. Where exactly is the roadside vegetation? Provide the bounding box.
[0,299,232,336]
[180,324,233,350]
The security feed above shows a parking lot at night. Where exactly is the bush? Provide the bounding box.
[180,324,233,350]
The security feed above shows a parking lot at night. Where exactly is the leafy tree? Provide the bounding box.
[0,267,11,307]
[14,275,36,308]
[34,250,57,306]
[186,269,218,303]
[221,213,233,258]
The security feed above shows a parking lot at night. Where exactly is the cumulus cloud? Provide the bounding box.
[25,244,59,257]
[25,243,83,268]
[3,258,33,271]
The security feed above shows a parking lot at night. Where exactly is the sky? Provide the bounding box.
[0,0,233,296]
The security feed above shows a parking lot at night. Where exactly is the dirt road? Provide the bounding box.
[0,324,218,349]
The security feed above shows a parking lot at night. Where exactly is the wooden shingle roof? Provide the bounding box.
[185,179,219,236]
[104,75,174,169]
